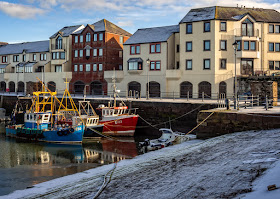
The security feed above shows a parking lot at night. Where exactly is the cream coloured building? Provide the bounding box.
[115,6,280,99]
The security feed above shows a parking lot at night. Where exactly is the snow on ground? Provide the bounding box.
[2,129,280,199]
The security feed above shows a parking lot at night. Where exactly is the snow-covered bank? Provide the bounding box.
[2,129,280,199]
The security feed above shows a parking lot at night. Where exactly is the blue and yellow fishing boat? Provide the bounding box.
[6,79,85,143]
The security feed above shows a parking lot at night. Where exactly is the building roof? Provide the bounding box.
[0,64,8,69]
[50,25,84,38]
[180,6,280,23]
[0,40,49,55]
[124,25,179,45]
[0,42,8,46]
[72,19,132,37]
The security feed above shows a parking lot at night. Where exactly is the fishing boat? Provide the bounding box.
[96,76,138,137]
[6,79,85,143]
[78,100,104,138]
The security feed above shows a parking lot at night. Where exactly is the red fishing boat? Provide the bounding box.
[97,77,138,136]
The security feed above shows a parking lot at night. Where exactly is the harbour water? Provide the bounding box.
[0,124,149,196]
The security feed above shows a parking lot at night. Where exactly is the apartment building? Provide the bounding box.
[110,25,179,97]
[49,25,84,92]
[0,41,50,93]
[70,19,131,94]
[118,6,280,99]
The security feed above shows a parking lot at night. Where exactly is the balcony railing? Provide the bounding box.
[235,28,260,37]
[51,44,66,50]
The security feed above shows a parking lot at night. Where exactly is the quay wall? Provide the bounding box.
[2,96,217,136]
[197,110,280,138]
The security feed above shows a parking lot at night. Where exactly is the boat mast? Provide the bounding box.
[112,69,117,108]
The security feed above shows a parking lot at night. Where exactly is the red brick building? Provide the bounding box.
[70,19,131,95]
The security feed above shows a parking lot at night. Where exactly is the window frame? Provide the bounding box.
[186,41,192,52]
[186,59,192,70]
[204,21,210,32]
[244,41,250,51]
[2,56,7,63]
[269,42,275,52]
[86,33,91,42]
[269,24,274,33]
[220,40,227,51]
[86,64,91,72]
[186,23,192,34]
[203,40,211,51]
[150,43,161,54]
[79,64,83,72]
[130,45,140,55]
[220,59,227,70]
[203,59,211,70]
[220,21,227,32]
[150,60,161,71]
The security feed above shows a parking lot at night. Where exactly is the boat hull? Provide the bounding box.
[83,125,104,138]
[100,115,138,136]
[6,125,84,143]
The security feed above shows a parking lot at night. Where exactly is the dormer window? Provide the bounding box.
[242,18,253,36]
[56,36,62,49]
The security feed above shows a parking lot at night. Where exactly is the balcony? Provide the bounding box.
[104,70,124,83]
[236,51,260,59]
[51,44,66,51]
[166,69,181,79]
[235,28,260,40]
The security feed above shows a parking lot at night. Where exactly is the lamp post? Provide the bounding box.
[146,58,150,100]
[232,41,238,109]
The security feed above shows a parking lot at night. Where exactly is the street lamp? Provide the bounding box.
[232,41,238,109]
[146,58,150,100]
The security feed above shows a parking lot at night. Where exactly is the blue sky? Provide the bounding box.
[0,0,279,43]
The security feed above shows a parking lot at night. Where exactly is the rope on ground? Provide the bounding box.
[138,104,206,130]
[92,163,117,199]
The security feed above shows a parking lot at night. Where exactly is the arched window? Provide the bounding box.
[90,81,103,95]
[0,81,6,92]
[56,36,62,49]
[86,33,91,42]
[74,81,85,94]
[128,81,141,96]
[180,81,193,98]
[48,81,56,92]
[9,81,15,92]
[147,81,160,97]
[198,81,211,98]
[18,81,25,92]
[219,81,227,98]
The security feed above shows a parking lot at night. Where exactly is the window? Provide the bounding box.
[74,50,78,57]
[99,33,103,41]
[56,36,62,49]
[220,40,227,50]
[186,60,192,70]
[269,43,274,51]
[94,34,97,41]
[150,43,161,53]
[150,61,161,70]
[128,61,142,70]
[186,23,192,34]
[120,36,123,44]
[52,53,56,59]
[186,41,192,52]
[80,35,83,42]
[2,56,7,63]
[75,36,78,43]
[242,18,253,36]
[23,55,26,62]
[60,52,65,59]
[99,49,103,56]
[269,61,280,70]
[250,41,256,51]
[220,59,227,69]
[99,63,103,71]
[79,64,83,71]
[86,49,90,56]
[203,59,210,70]
[176,61,180,69]
[33,54,36,61]
[176,45,180,53]
[13,55,19,62]
[44,54,47,60]
[204,22,210,32]
[55,65,62,72]
[130,45,140,54]
[244,41,249,50]
[269,24,274,33]
[74,64,78,72]
[237,40,242,51]
[79,50,83,57]
[86,64,90,71]
[93,49,97,56]
[275,43,280,52]
[119,65,123,70]
[204,40,210,51]
[0,68,5,73]
[276,25,280,33]
[93,63,97,71]
[86,33,91,42]
[24,65,32,73]
[52,52,65,59]
[220,22,226,31]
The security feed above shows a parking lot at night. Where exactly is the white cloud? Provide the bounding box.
[116,20,134,27]
[0,1,46,19]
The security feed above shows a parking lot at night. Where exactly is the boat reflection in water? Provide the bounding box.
[0,132,139,196]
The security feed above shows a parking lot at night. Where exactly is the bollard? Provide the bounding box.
[187,91,189,101]
[202,92,204,102]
